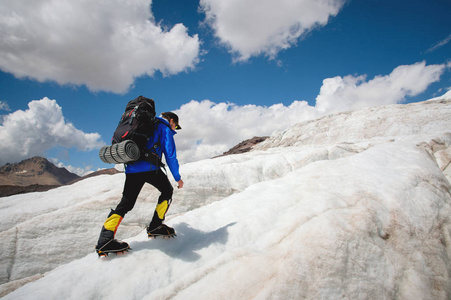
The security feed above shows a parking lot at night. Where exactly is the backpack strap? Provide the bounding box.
[141,119,171,168]
[143,142,165,168]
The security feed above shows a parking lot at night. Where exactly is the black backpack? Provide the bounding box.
[112,95,156,150]
[99,96,159,164]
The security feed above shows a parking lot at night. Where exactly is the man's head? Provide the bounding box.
[162,112,181,130]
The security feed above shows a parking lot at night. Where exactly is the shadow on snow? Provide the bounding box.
[130,222,236,262]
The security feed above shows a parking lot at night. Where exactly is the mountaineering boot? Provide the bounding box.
[96,239,130,256]
[147,199,175,238]
[147,224,176,238]
[96,209,130,256]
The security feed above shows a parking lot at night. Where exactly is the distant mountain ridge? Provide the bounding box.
[0,157,120,197]
[214,136,269,158]
[0,156,79,186]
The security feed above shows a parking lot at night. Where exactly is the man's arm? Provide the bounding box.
[162,127,182,182]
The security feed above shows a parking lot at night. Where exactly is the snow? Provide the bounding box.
[1,95,451,299]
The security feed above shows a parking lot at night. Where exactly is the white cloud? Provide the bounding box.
[426,33,451,53]
[199,0,345,61]
[0,0,200,93]
[174,62,446,163]
[47,157,92,177]
[174,99,319,162]
[0,97,104,165]
[0,101,11,111]
[315,61,446,113]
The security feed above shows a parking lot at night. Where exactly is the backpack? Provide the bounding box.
[99,96,159,164]
[112,95,156,149]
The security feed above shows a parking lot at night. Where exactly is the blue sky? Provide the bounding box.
[0,0,450,176]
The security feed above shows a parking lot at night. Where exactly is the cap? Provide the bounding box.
[162,112,182,130]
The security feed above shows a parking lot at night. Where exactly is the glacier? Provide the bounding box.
[1,93,451,299]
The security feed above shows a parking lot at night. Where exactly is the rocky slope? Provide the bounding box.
[0,157,121,197]
[0,157,79,186]
[214,136,269,157]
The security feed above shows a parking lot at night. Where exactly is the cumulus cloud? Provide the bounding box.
[0,97,103,165]
[53,160,94,177]
[174,62,446,162]
[200,0,345,61]
[0,0,200,93]
[315,61,446,113]
[174,99,319,162]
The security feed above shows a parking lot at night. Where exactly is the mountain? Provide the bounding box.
[0,156,79,186]
[0,157,123,197]
[214,136,269,157]
[0,157,80,197]
[1,94,450,299]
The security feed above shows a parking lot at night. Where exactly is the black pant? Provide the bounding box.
[115,171,174,220]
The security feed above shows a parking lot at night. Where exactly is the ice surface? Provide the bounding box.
[1,96,451,299]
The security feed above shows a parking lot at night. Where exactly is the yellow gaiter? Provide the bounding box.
[155,200,169,220]
[103,213,123,235]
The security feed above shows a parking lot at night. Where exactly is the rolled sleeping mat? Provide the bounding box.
[99,140,141,164]
[99,145,115,164]
[118,140,141,161]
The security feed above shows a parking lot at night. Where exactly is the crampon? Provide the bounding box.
[96,248,131,257]
[95,239,131,257]
[147,224,177,239]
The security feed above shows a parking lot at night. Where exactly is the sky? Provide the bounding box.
[2,97,451,298]
[0,0,450,175]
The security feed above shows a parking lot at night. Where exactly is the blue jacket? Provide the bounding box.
[125,117,181,182]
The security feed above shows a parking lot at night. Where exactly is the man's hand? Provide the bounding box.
[177,179,184,189]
